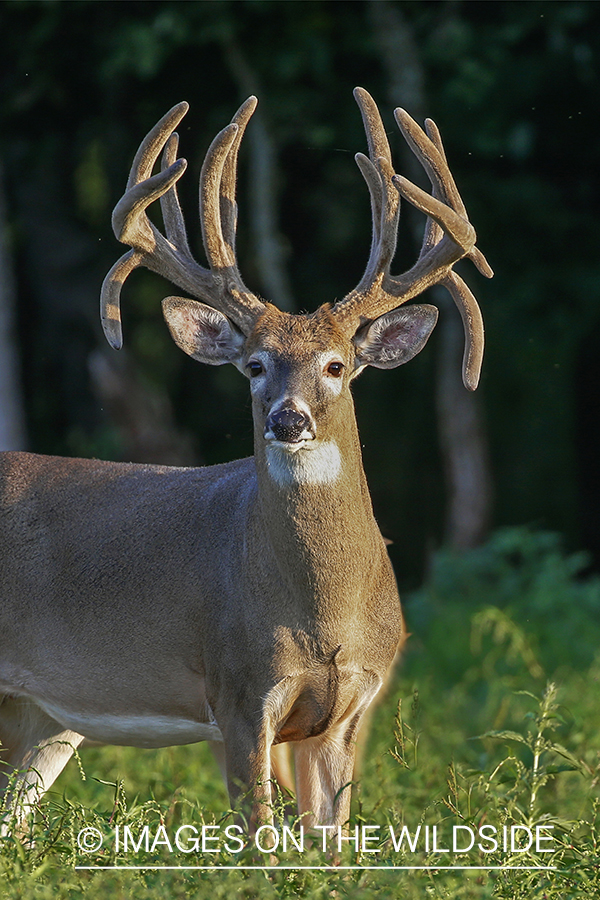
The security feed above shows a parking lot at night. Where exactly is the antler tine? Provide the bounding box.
[422,118,493,283]
[353,87,393,166]
[442,270,485,391]
[101,99,266,349]
[392,108,493,389]
[351,88,400,294]
[392,109,477,260]
[125,102,190,191]
[396,110,466,217]
[220,97,258,261]
[101,101,212,349]
[333,92,492,391]
[100,250,145,350]
[198,96,266,330]
[160,132,192,257]
[415,120,449,261]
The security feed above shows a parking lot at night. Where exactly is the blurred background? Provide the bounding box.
[1,0,599,591]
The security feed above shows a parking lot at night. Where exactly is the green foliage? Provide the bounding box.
[407,526,600,677]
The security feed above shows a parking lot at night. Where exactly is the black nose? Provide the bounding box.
[266,407,312,443]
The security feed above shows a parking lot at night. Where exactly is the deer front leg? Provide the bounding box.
[293,720,359,829]
[220,718,274,831]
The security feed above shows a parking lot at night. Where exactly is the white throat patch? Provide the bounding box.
[265,440,342,487]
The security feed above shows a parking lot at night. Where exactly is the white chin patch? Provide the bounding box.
[265,440,342,487]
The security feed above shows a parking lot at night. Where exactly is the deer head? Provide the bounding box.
[100,88,491,503]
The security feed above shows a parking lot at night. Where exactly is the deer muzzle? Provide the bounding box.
[264,404,315,445]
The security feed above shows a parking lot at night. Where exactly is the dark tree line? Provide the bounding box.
[1,0,599,586]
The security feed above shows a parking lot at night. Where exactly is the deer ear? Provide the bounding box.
[162,297,245,366]
[353,304,438,370]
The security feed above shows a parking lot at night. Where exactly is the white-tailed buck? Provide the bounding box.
[0,89,492,832]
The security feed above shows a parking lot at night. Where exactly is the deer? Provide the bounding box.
[0,88,492,835]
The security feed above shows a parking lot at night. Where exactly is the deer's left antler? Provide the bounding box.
[332,88,493,390]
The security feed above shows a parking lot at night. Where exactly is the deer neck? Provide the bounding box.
[252,409,384,619]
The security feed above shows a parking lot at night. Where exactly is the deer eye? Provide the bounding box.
[247,360,264,377]
[326,361,344,378]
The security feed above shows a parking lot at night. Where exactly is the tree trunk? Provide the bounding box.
[369,0,493,550]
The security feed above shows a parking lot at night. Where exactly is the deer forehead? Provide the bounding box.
[244,306,350,364]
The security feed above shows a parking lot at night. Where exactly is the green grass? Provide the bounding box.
[2,527,599,898]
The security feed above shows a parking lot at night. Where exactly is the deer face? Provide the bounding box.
[162,297,438,484]
[244,306,351,450]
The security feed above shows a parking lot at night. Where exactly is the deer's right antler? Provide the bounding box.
[100,99,266,349]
